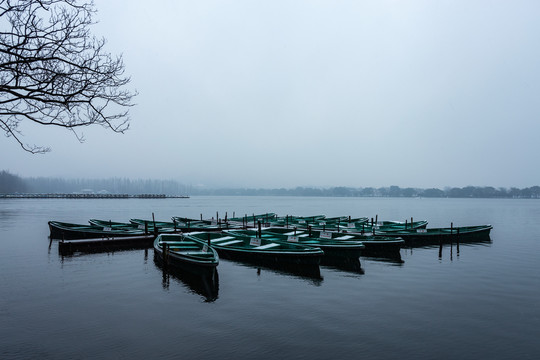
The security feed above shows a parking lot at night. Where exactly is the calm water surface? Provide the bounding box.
[0,196,539,359]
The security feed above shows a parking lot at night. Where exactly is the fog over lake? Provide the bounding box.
[2,1,539,189]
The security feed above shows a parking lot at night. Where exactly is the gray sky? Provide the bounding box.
[2,0,540,189]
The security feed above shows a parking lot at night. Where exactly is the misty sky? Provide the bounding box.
[2,0,540,189]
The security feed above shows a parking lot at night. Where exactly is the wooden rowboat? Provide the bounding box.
[265,227,404,255]
[226,228,365,259]
[130,218,231,233]
[49,220,149,240]
[170,216,242,231]
[374,225,493,245]
[185,231,324,266]
[154,234,219,276]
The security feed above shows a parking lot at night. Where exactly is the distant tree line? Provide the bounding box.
[0,172,189,195]
[0,170,27,193]
[1,171,540,198]
[190,185,540,198]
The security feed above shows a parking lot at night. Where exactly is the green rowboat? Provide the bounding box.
[374,224,493,244]
[49,220,149,240]
[185,231,324,266]
[265,227,404,255]
[154,234,219,276]
[225,228,365,258]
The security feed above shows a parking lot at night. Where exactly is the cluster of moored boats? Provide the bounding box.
[49,213,492,276]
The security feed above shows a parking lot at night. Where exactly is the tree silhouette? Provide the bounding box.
[0,0,136,153]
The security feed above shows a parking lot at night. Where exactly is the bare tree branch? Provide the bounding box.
[0,0,137,153]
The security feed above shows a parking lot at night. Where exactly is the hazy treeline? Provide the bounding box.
[192,185,540,198]
[0,170,28,193]
[1,171,540,198]
[0,172,189,195]
[23,177,190,195]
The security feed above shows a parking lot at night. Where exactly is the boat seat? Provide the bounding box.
[169,246,200,250]
[210,236,236,243]
[216,239,244,246]
[298,234,309,237]
[175,251,213,255]
[335,235,354,240]
[253,243,280,249]
[161,241,198,245]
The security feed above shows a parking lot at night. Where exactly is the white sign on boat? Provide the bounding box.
[320,231,332,239]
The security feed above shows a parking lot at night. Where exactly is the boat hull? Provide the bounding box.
[49,221,147,240]
[153,235,219,277]
[375,225,493,246]
[58,234,156,255]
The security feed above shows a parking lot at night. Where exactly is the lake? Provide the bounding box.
[1,196,539,359]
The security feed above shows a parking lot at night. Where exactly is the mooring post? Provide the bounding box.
[164,243,168,266]
[173,219,177,232]
[371,218,374,226]
[457,228,460,254]
[362,223,365,235]
[294,227,297,236]
[253,213,256,228]
[451,222,453,235]
[405,219,408,229]
[309,225,312,237]
[375,215,378,224]
[258,221,262,238]
[200,214,203,221]
[152,213,157,237]
[286,215,289,228]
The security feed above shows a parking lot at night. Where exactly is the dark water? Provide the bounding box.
[1,196,539,359]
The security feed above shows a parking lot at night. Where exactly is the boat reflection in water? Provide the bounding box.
[154,256,219,302]
[402,236,493,261]
[361,252,404,265]
[321,255,364,274]
[404,236,492,249]
[226,258,324,286]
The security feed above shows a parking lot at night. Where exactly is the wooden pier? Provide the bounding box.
[1,193,189,199]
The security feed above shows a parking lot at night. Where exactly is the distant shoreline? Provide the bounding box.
[1,193,539,200]
[1,171,539,199]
